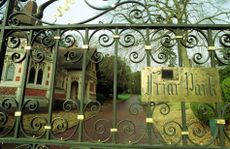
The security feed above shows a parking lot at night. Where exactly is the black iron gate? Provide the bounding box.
[0,0,230,148]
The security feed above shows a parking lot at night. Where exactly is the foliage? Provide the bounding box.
[96,93,106,104]
[97,54,131,98]
[191,65,230,124]
[190,103,216,124]
[221,77,230,102]
[118,94,130,101]
[219,65,230,82]
[127,71,141,94]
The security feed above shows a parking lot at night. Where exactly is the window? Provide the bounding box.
[36,69,43,84]
[28,67,36,83]
[5,64,15,81]
[28,62,45,85]
[1,65,5,81]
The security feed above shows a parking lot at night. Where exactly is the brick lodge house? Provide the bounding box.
[0,1,98,108]
[0,41,98,108]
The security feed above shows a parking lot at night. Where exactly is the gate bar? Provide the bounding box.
[3,24,230,30]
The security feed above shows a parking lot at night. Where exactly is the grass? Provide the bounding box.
[118,93,130,101]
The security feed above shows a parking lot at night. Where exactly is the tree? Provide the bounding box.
[127,71,141,94]
[219,65,230,102]
[103,0,230,68]
[97,54,131,98]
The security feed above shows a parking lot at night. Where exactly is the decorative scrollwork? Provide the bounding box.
[0,112,8,127]
[94,119,109,135]
[60,30,84,48]
[64,51,83,63]
[98,33,115,47]
[213,30,230,65]
[11,52,27,63]
[129,102,142,115]
[1,97,18,111]
[163,121,182,144]
[181,34,199,48]
[89,51,104,63]
[219,33,230,47]
[8,13,21,26]
[149,51,169,64]
[30,47,45,63]
[117,120,135,136]
[192,52,210,65]
[15,144,33,149]
[84,0,120,10]
[7,36,21,49]
[119,34,135,47]
[51,117,68,134]
[5,30,28,49]
[159,103,170,115]
[4,31,28,63]
[186,119,215,146]
[32,30,55,48]
[20,115,47,138]
[62,34,76,48]
[215,48,230,65]
[35,144,49,149]
[22,99,39,112]
[0,97,17,137]
[84,118,112,142]
[63,99,79,112]
[129,52,146,63]
[160,34,176,48]
[84,101,101,113]
[196,103,217,117]
[25,116,47,138]
[41,35,55,48]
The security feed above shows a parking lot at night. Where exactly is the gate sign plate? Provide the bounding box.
[141,67,222,103]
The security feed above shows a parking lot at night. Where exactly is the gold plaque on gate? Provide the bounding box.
[141,67,222,103]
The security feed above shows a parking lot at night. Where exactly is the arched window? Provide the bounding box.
[1,65,5,81]
[28,67,36,83]
[36,69,43,84]
[6,64,15,81]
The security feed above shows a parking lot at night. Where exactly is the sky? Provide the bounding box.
[35,0,230,24]
[36,0,115,24]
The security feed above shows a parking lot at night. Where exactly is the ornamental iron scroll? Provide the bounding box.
[0,0,230,149]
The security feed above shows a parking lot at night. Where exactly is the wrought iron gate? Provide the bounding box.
[0,0,230,148]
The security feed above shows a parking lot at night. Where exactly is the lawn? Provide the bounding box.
[118,94,130,101]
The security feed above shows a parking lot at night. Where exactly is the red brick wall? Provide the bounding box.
[25,88,46,96]
[0,87,17,95]
[54,93,66,100]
